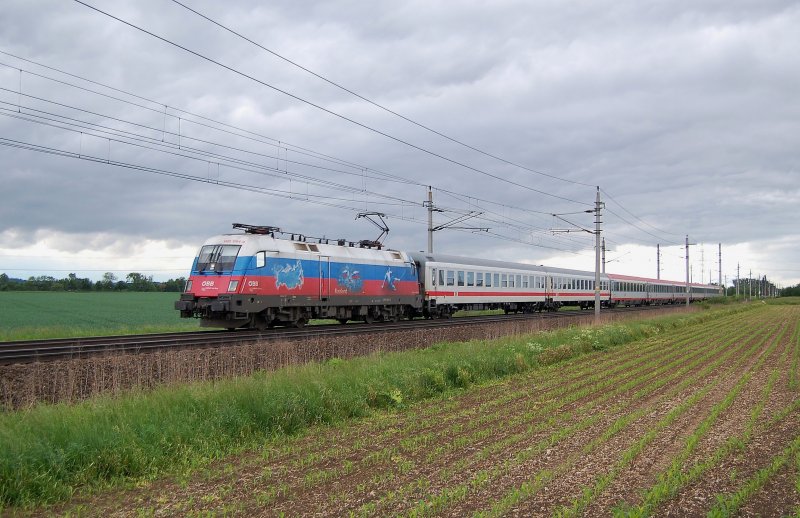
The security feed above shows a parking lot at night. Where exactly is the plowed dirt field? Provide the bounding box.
[36,304,800,516]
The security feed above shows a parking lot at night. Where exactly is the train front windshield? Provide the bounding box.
[196,245,241,273]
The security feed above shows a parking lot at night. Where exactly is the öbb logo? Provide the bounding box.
[201,280,215,287]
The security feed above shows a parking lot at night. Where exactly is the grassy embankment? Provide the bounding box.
[0,303,753,509]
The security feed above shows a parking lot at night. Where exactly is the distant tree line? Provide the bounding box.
[0,272,186,292]
[781,284,800,297]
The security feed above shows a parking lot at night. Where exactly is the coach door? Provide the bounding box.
[319,256,330,301]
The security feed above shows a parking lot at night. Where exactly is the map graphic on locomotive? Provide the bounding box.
[273,260,304,290]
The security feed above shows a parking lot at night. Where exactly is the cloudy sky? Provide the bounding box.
[1,0,798,287]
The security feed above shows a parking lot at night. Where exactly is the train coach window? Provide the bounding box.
[255,251,267,269]
[431,268,437,286]
[439,269,445,286]
[446,270,455,286]
[457,271,465,287]
[476,272,484,287]
[523,276,529,288]
[516,275,521,288]
[494,273,500,287]
[485,272,491,287]
[508,275,514,288]
[467,271,474,286]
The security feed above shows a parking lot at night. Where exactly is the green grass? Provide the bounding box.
[0,292,578,341]
[767,296,800,305]
[0,292,196,341]
[0,305,752,509]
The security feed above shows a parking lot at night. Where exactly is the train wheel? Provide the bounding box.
[338,318,348,325]
[364,313,374,324]
[293,318,307,328]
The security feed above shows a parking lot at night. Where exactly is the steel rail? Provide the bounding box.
[0,305,679,365]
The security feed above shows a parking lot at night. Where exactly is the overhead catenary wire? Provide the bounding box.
[0,54,418,187]
[0,31,712,268]
[0,58,594,253]
[0,54,594,231]
[0,101,585,249]
[1,51,662,259]
[0,134,594,255]
[169,0,596,190]
[72,0,590,206]
[0,55,588,221]
[0,108,417,208]
[0,88,412,190]
[600,188,683,244]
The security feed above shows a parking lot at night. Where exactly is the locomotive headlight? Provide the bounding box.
[184,280,193,292]
[227,280,239,292]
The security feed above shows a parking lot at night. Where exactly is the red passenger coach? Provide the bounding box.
[606,273,720,307]
[176,225,422,328]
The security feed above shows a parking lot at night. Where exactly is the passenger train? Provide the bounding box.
[175,224,721,329]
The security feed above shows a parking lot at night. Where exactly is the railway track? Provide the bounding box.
[0,305,685,365]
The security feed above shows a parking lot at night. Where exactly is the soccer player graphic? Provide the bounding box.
[382,267,397,290]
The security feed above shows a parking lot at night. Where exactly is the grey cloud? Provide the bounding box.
[1,0,798,284]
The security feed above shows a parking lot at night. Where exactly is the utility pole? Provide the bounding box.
[594,187,602,323]
[601,238,606,273]
[424,186,486,253]
[550,190,602,322]
[657,244,660,280]
[749,269,752,300]
[685,235,691,306]
[718,243,722,288]
[737,263,740,298]
[425,187,434,253]
[700,246,705,284]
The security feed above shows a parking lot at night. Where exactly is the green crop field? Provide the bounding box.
[0,292,197,341]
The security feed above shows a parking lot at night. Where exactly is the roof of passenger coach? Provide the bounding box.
[407,252,600,277]
[607,272,718,289]
[606,273,683,284]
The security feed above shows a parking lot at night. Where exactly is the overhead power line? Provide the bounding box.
[73,0,589,206]
[0,51,601,249]
[0,51,597,228]
[0,57,596,254]
[600,188,682,243]
[0,131,592,255]
[169,0,595,189]
[0,53,419,187]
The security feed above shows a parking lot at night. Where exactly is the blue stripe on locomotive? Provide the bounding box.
[192,255,416,289]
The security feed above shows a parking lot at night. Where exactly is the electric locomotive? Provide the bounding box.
[175,224,422,328]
